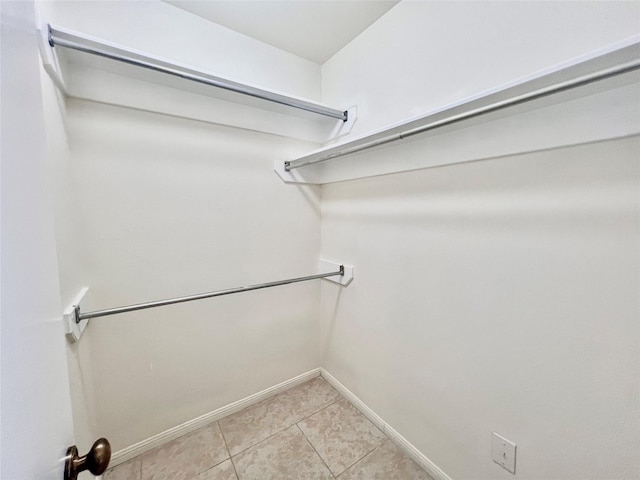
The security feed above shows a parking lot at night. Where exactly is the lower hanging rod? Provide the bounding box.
[74,266,344,323]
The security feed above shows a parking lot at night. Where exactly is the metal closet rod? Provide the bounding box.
[74,266,344,323]
[47,25,348,122]
[285,57,640,171]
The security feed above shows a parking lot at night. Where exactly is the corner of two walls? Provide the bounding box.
[318,2,640,479]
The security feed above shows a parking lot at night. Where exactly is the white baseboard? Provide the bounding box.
[110,368,321,467]
[109,366,452,480]
[319,369,453,480]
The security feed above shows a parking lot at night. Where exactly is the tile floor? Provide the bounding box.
[103,376,434,480]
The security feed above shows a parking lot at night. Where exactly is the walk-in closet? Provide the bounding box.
[2,1,639,479]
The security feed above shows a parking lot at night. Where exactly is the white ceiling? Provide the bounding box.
[164,1,399,64]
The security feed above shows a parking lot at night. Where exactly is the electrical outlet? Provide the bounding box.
[492,432,516,474]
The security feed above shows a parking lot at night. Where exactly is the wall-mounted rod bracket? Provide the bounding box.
[319,260,354,286]
[64,287,90,343]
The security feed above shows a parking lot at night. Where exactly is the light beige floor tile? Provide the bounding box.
[220,377,339,455]
[276,377,341,421]
[191,459,238,480]
[298,397,386,476]
[337,439,434,480]
[109,380,434,480]
[219,393,293,455]
[103,457,141,480]
[141,422,229,480]
[232,425,333,480]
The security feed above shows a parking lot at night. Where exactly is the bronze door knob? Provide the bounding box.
[64,438,111,480]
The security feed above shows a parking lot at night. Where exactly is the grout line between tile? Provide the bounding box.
[335,443,380,478]
[189,460,239,480]
[296,394,387,478]
[226,395,340,458]
[333,442,382,479]
[295,423,336,479]
[218,420,233,460]
[295,397,340,425]
[229,421,295,459]
[218,421,240,480]
[229,455,240,480]
[192,425,228,479]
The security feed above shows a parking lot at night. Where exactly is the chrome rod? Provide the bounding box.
[48,25,348,122]
[285,58,640,171]
[75,267,343,322]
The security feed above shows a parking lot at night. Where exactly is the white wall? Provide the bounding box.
[322,0,640,138]
[0,1,75,478]
[39,0,320,100]
[321,137,639,480]
[38,0,324,453]
[320,2,640,479]
[64,99,321,450]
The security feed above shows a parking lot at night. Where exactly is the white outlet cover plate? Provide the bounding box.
[492,432,517,474]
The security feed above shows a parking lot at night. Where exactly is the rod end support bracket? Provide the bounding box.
[47,24,54,47]
[274,159,317,185]
[320,260,353,286]
[64,287,90,343]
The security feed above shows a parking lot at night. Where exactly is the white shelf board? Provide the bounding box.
[277,37,640,184]
[40,24,353,143]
